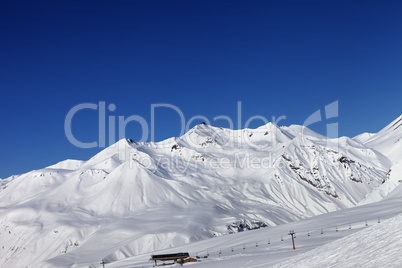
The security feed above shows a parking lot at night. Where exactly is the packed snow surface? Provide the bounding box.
[274,214,402,268]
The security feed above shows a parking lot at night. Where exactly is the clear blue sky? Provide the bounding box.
[1,1,401,178]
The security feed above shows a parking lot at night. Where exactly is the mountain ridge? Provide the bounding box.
[0,117,400,267]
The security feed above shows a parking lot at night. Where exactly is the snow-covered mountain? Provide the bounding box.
[0,116,400,267]
[361,114,402,163]
[355,114,402,205]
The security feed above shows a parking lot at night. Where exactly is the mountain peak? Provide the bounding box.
[0,116,398,267]
[374,114,402,135]
[363,114,402,163]
[386,114,402,131]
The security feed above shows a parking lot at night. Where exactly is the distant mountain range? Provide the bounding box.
[0,114,401,267]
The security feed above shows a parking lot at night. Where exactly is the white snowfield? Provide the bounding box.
[274,215,402,268]
[0,114,401,267]
[109,186,402,268]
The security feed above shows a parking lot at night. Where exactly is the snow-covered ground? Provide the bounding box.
[0,115,401,267]
[99,182,402,267]
[274,215,402,267]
